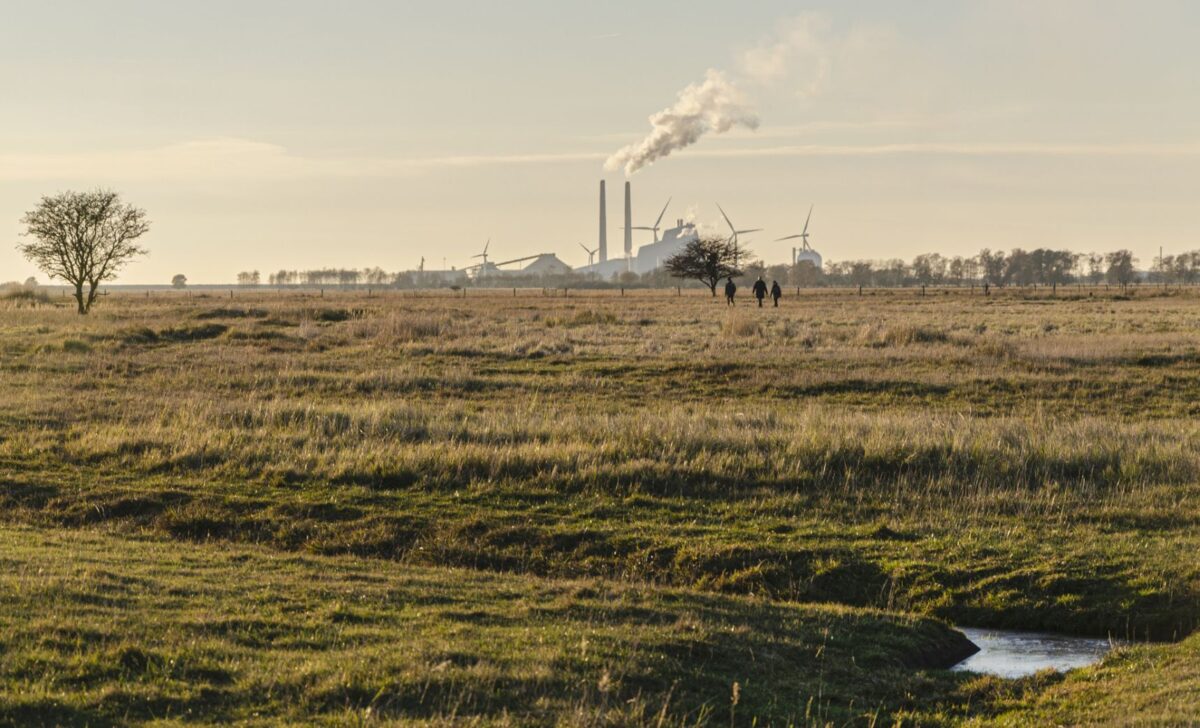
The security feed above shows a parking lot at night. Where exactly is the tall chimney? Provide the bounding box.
[624,181,633,260]
[598,181,607,263]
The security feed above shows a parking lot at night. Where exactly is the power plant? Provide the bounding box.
[440,181,821,282]
[575,180,701,277]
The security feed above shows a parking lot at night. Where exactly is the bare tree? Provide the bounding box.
[1086,253,1105,285]
[789,260,823,288]
[978,249,1007,288]
[1106,250,1137,290]
[664,236,744,295]
[17,190,150,314]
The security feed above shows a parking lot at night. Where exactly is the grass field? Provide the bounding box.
[2,286,1198,725]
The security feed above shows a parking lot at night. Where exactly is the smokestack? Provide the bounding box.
[624,181,632,259]
[598,181,607,263]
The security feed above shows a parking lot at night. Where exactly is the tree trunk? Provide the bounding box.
[74,284,87,315]
[85,281,100,314]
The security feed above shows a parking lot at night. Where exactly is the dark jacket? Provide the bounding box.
[724,280,737,297]
[770,282,782,298]
[752,279,768,299]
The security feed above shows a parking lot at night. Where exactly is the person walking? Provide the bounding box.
[752,276,768,308]
[770,280,782,307]
[724,277,737,306]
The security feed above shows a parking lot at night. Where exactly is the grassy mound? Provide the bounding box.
[0,525,977,726]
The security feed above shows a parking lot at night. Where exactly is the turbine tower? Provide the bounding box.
[598,181,608,263]
[623,181,633,261]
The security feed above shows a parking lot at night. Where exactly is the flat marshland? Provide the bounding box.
[1,287,1198,725]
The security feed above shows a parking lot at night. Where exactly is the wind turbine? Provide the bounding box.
[471,239,491,278]
[578,242,597,267]
[630,198,672,242]
[716,204,762,265]
[776,206,814,248]
[776,206,815,264]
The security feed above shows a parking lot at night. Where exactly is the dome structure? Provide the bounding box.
[795,247,822,270]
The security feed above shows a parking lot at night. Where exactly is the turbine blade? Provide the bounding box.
[716,203,735,233]
[738,228,764,234]
[654,198,672,229]
[776,235,804,241]
[802,205,813,235]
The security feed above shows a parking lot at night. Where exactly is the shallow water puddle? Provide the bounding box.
[951,627,1116,679]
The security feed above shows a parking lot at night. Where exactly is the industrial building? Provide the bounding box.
[469,252,572,280]
[575,180,699,278]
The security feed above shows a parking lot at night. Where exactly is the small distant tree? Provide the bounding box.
[337,269,360,287]
[1005,248,1034,287]
[1106,250,1137,289]
[880,259,909,287]
[911,254,935,286]
[664,236,743,296]
[790,260,823,288]
[977,249,1006,287]
[1172,252,1200,285]
[849,261,874,288]
[236,270,260,286]
[23,276,37,289]
[948,257,965,285]
[1086,253,1105,285]
[741,260,767,284]
[172,274,187,289]
[16,189,150,314]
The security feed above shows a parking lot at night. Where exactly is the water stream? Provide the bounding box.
[951,627,1118,679]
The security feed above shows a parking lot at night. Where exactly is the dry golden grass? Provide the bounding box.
[2,285,1199,724]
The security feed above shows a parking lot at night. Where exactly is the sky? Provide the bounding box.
[3,0,1199,283]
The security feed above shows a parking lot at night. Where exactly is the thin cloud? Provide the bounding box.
[0,138,605,182]
[684,141,1200,159]
[3,136,1198,183]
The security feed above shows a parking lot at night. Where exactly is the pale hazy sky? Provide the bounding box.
[3,0,1199,283]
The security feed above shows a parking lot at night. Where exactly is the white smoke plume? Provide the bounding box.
[604,69,760,176]
[605,14,834,177]
[737,14,832,90]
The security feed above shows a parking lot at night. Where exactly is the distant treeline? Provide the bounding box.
[232,248,1200,290]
